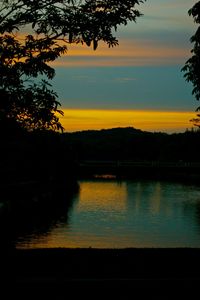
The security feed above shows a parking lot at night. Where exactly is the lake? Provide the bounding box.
[13,179,200,248]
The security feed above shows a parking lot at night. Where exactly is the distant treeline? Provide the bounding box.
[63,127,200,162]
[1,127,200,185]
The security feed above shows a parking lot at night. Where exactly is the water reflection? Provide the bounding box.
[124,181,200,247]
[4,179,200,248]
[0,181,79,249]
[77,180,127,213]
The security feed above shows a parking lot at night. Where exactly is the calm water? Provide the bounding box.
[14,179,200,248]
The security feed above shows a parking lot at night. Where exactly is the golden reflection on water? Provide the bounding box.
[77,181,127,213]
[149,182,161,215]
[15,180,200,249]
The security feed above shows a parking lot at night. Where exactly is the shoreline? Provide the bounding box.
[5,247,200,282]
[77,161,200,184]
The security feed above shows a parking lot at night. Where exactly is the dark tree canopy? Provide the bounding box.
[182,1,200,127]
[0,0,146,132]
[0,34,66,131]
[0,0,146,49]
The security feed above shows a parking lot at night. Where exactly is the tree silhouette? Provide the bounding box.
[0,1,146,49]
[0,0,146,131]
[182,1,200,128]
[0,34,66,131]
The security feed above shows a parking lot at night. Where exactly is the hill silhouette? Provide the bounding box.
[63,127,200,163]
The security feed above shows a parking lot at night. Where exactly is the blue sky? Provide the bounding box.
[53,66,194,111]
[50,0,198,132]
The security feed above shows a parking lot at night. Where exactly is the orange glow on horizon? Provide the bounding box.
[59,109,195,133]
[65,40,187,58]
[12,33,189,67]
[50,39,189,67]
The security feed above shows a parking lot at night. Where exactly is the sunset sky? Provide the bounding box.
[51,0,197,133]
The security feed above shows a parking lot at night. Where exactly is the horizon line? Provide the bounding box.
[60,108,195,114]
[59,109,196,134]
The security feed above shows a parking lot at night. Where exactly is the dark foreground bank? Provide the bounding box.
[3,248,200,297]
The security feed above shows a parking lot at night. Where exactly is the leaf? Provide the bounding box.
[93,39,98,50]
[69,32,73,43]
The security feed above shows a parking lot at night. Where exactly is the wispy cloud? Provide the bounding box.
[114,77,137,82]
[50,39,189,68]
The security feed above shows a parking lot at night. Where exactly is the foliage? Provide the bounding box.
[0,0,146,132]
[0,0,146,49]
[0,34,66,131]
[182,1,200,127]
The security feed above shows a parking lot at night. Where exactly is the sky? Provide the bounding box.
[51,0,197,133]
